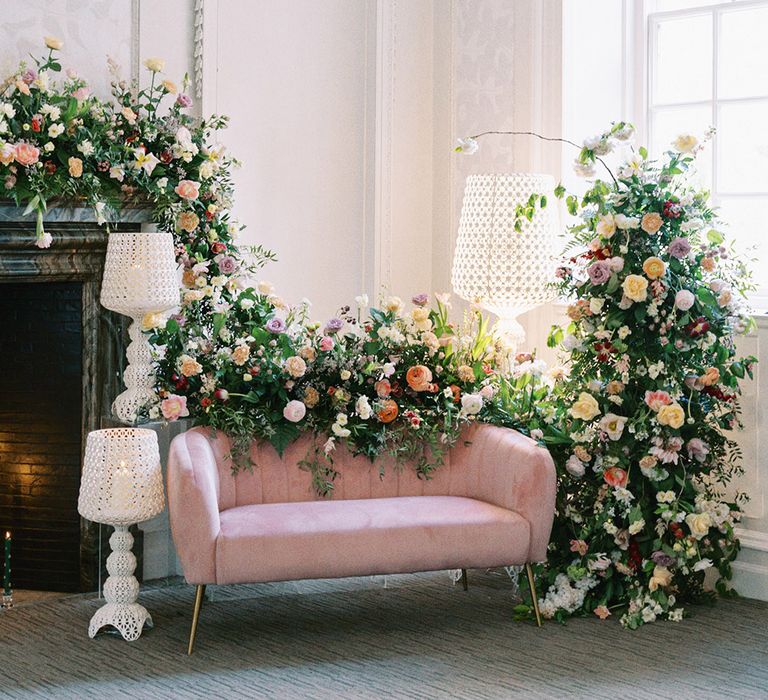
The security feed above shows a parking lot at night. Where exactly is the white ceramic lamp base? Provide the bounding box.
[112,319,158,424]
[89,526,153,641]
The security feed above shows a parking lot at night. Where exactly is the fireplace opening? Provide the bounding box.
[0,281,83,592]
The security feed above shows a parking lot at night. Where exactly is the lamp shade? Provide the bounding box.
[451,173,556,318]
[78,428,165,526]
[100,231,179,316]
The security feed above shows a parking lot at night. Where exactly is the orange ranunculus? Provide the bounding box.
[377,399,398,423]
[449,384,461,403]
[406,364,432,392]
[603,466,628,488]
[14,143,40,166]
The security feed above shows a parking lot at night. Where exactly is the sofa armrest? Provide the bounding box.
[167,429,221,584]
[452,424,556,563]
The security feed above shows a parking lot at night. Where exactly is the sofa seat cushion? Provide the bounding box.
[215,495,530,584]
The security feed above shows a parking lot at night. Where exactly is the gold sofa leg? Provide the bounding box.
[525,564,542,627]
[188,584,206,655]
[460,568,468,591]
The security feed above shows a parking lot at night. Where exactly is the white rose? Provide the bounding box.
[566,454,585,478]
[340,369,351,381]
[355,293,369,307]
[460,393,483,416]
[674,290,695,311]
[355,395,372,420]
[589,297,605,314]
[282,400,306,423]
[614,214,640,230]
[48,123,64,138]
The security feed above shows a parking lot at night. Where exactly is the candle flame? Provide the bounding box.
[4,532,9,539]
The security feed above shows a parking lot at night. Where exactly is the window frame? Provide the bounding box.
[644,0,768,309]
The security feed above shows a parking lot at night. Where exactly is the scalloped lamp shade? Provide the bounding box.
[451,173,557,350]
[77,428,165,641]
[100,231,179,423]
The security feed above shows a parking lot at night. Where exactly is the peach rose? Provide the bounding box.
[406,365,433,392]
[699,366,720,387]
[299,345,316,362]
[0,144,15,165]
[641,212,663,234]
[303,386,320,408]
[457,364,475,382]
[14,143,40,166]
[374,379,391,398]
[642,256,666,280]
[377,399,399,423]
[284,355,307,378]
[701,256,715,272]
[177,211,199,232]
[68,156,83,178]
[175,179,200,200]
[180,354,203,377]
[232,345,251,366]
[648,565,673,592]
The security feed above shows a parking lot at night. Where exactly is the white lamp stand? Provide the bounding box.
[78,428,165,641]
[100,231,179,424]
[451,173,557,358]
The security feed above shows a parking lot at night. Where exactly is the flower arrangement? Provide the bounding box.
[474,124,755,627]
[151,289,507,495]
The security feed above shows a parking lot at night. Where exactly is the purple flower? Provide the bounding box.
[266,318,286,334]
[22,68,38,84]
[176,93,193,108]
[324,317,344,334]
[171,313,187,327]
[651,551,675,567]
[587,260,612,285]
[668,237,692,259]
[411,293,429,307]
[217,255,237,274]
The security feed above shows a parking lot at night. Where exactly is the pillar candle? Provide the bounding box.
[3,531,10,595]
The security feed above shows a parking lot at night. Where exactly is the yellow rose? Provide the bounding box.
[685,511,712,540]
[68,156,83,178]
[569,392,600,421]
[143,57,166,73]
[141,311,165,331]
[622,274,648,302]
[44,36,63,50]
[648,565,673,592]
[411,307,432,331]
[642,256,666,280]
[673,134,698,153]
[596,214,616,239]
[657,402,685,429]
[641,212,663,234]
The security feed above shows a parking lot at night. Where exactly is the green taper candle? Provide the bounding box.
[3,531,10,595]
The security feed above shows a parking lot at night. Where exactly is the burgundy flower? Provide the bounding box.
[96,160,110,172]
[686,316,710,337]
[43,160,56,175]
[663,200,682,219]
[593,341,617,362]
[159,149,173,164]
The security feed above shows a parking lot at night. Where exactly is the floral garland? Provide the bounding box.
[465,124,756,627]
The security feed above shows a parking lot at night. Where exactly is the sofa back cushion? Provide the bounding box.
[191,427,473,510]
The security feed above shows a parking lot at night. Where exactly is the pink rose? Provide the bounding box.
[319,336,335,352]
[14,143,40,166]
[283,400,306,423]
[175,179,200,200]
[71,86,91,101]
[675,289,695,311]
[161,394,189,421]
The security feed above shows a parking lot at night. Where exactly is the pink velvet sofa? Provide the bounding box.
[167,422,556,654]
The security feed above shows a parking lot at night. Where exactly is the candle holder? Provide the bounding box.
[78,428,165,641]
[3,530,11,609]
[1,592,12,609]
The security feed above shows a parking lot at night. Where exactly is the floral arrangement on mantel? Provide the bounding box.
[463,123,756,627]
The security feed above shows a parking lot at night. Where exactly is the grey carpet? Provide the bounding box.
[1,570,767,700]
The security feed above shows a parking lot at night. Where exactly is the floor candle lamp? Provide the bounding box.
[78,427,165,641]
[451,173,557,356]
[101,231,179,424]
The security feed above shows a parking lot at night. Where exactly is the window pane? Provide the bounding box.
[648,0,722,12]
[717,196,768,293]
[653,15,713,105]
[651,105,713,190]
[717,101,768,194]
[719,7,768,99]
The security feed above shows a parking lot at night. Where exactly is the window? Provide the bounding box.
[647,0,768,307]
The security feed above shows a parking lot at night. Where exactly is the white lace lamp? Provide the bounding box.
[101,231,178,424]
[78,428,165,641]
[451,173,556,353]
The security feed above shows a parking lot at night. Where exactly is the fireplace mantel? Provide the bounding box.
[0,202,153,591]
